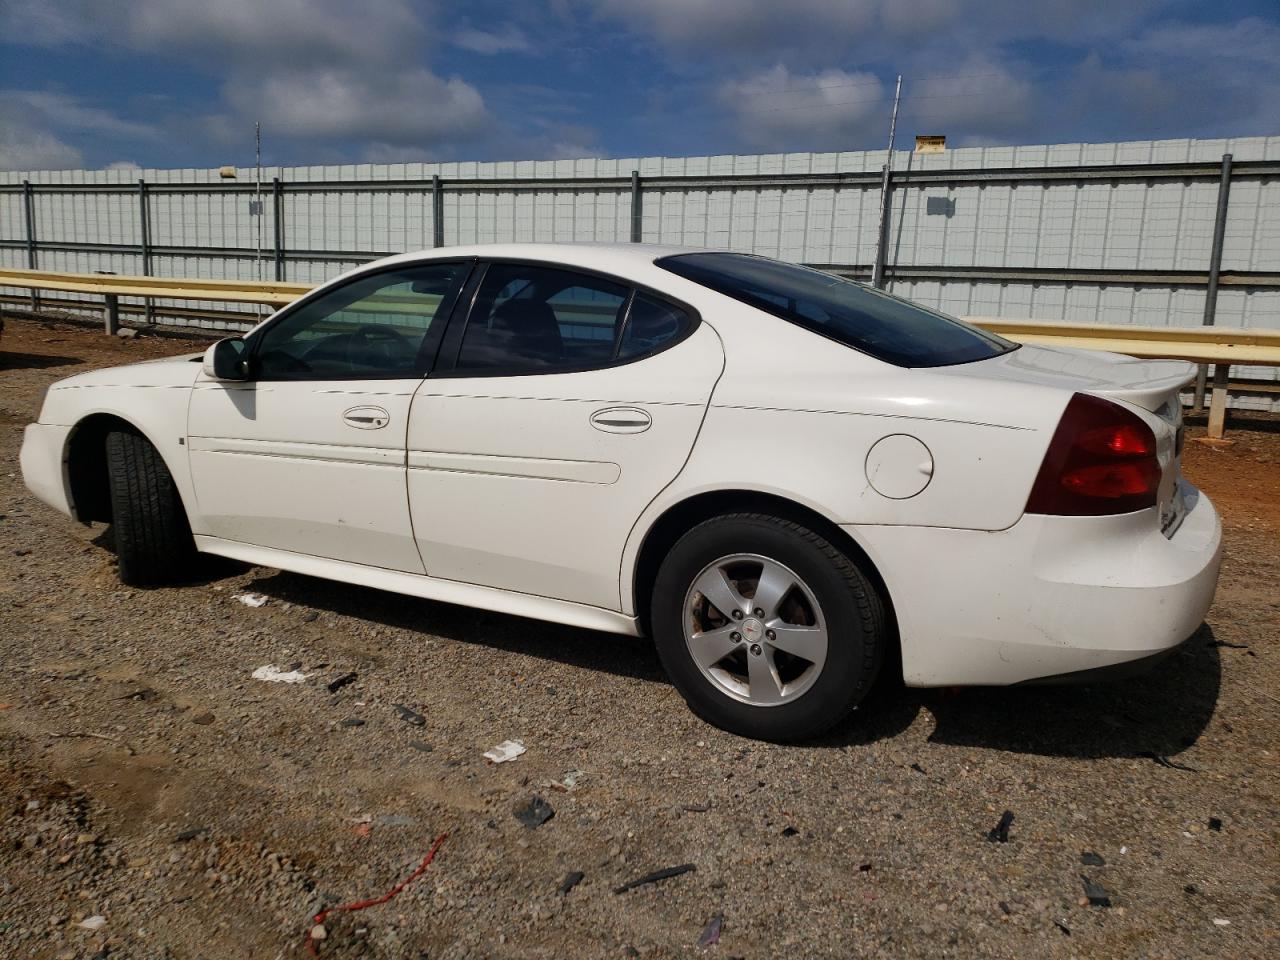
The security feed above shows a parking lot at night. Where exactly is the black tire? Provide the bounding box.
[105,429,196,586]
[651,513,885,742]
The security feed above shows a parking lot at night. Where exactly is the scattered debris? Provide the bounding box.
[558,871,585,895]
[251,665,308,684]
[614,863,696,894]
[697,914,723,949]
[392,704,425,727]
[1213,918,1231,927]
[354,822,372,839]
[51,731,136,756]
[307,833,448,956]
[1080,875,1112,907]
[116,688,159,702]
[408,740,433,752]
[858,863,872,872]
[682,803,710,813]
[116,327,138,339]
[174,826,208,842]
[909,762,926,774]
[514,796,554,829]
[1185,884,1199,895]
[998,901,1012,915]
[326,672,358,694]
[551,769,584,791]
[781,826,799,837]
[483,740,526,763]
[1138,751,1197,772]
[339,717,364,728]
[78,915,107,931]
[234,592,268,608]
[987,810,1015,843]
[1080,851,1106,867]
[1208,817,1223,832]
[1053,919,1072,936]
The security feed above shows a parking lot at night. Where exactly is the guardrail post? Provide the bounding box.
[432,175,444,248]
[103,294,120,335]
[1207,363,1230,439]
[630,170,642,242]
[272,177,285,281]
[22,179,39,313]
[1193,153,1233,413]
[138,178,154,325]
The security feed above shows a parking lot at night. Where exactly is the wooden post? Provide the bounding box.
[103,294,120,335]
[1206,363,1229,440]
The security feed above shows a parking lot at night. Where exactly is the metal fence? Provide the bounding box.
[3,135,1279,404]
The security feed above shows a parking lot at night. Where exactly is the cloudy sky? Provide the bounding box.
[1,0,1278,171]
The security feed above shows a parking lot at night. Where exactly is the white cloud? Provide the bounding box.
[0,124,83,170]
[718,66,885,150]
[0,90,158,171]
[453,24,531,55]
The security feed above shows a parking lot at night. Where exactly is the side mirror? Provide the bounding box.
[202,337,251,380]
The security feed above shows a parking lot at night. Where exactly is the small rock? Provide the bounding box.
[78,915,107,931]
[1208,817,1223,832]
[1080,851,1106,867]
[310,923,327,940]
[339,717,365,728]
[558,871,585,895]
[1081,875,1112,907]
[408,740,433,752]
[393,704,425,727]
[191,712,215,725]
[116,327,138,339]
[514,796,554,829]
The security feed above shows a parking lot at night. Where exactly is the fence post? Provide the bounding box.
[103,294,120,335]
[1192,153,1233,413]
[22,179,39,313]
[432,175,444,248]
[138,178,154,324]
[630,170,642,242]
[272,177,285,281]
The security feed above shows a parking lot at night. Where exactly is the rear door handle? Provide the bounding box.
[343,405,390,430]
[589,407,652,434]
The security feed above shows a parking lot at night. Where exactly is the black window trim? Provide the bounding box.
[654,252,1018,369]
[242,257,478,382]
[429,257,702,380]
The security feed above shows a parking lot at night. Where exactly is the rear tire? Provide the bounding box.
[105,429,196,586]
[651,513,885,742]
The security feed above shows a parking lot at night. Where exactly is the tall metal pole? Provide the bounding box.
[22,179,39,312]
[871,75,902,289]
[1192,152,1233,412]
[138,178,154,324]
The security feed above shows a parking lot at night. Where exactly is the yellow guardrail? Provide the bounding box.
[3,267,1276,439]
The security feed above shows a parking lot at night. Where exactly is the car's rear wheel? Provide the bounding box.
[651,513,885,742]
[105,429,196,586]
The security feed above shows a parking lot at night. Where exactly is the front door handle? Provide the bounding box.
[590,407,652,434]
[343,405,390,430]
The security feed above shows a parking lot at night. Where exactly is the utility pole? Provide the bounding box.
[871,74,902,290]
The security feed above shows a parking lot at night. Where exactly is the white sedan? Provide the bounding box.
[20,244,1222,741]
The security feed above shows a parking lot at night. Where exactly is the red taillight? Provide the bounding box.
[1025,393,1161,516]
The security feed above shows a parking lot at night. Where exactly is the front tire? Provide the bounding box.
[105,429,196,586]
[651,513,885,742]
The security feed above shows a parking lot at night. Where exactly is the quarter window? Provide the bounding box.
[253,263,467,379]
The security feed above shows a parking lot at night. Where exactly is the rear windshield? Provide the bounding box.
[656,252,1016,368]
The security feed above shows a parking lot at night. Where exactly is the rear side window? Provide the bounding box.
[455,263,694,374]
[657,252,1015,368]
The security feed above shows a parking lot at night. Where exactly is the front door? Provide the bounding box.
[406,261,724,610]
[187,261,470,571]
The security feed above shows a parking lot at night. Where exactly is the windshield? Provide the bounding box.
[656,252,1017,368]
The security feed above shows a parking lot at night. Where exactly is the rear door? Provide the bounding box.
[187,260,470,571]
[406,260,724,609]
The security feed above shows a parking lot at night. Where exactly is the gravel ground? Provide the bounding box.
[1,314,1277,959]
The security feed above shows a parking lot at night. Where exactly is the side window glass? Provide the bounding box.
[617,294,692,360]
[456,264,628,372]
[253,263,466,379]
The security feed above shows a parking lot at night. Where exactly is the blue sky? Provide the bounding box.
[1,0,1278,171]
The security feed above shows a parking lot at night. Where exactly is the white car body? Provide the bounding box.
[21,243,1220,695]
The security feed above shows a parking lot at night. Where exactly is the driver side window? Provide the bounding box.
[254,263,467,379]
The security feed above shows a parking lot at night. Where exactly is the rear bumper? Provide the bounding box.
[851,484,1222,686]
[20,422,74,518]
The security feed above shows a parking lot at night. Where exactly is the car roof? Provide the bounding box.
[368,242,712,278]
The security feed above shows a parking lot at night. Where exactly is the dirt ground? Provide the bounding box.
[0,313,1277,959]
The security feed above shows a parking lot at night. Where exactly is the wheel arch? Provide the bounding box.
[629,489,899,650]
[64,412,182,524]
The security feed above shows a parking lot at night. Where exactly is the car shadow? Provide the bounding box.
[0,350,85,371]
[238,568,1220,758]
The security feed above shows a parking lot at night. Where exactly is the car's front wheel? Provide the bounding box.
[651,513,886,742]
[105,429,196,586]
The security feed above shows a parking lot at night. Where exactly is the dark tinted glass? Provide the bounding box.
[618,293,691,360]
[657,253,1015,367]
[455,264,691,373]
[254,263,466,379]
